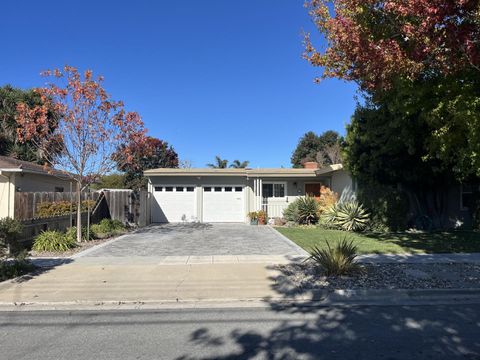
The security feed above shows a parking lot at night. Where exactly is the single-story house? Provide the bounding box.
[144,162,354,223]
[0,156,73,219]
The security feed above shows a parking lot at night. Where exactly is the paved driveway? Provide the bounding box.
[79,223,306,257]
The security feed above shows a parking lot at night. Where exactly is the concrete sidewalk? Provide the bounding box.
[0,262,284,306]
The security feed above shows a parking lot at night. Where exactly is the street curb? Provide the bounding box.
[1,288,479,312]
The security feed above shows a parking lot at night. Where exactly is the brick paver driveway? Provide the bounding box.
[81,223,306,257]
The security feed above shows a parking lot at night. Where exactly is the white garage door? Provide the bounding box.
[203,186,244,222]
[152,186,196,223]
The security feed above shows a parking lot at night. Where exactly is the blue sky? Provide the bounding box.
[0,1,357,168]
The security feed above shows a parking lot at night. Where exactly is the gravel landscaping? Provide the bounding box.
[275,262,480,291]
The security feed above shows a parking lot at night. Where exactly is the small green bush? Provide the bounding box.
[0,260,35,282]
[297,196,319,225]
[283,196,320,225]
[321,201,370,232]
[32,230,77,252]
[0,217,24,258]
[309,238,362,276]
[90,219,126,238]
[65,226,97,242]
[283,201,300,223]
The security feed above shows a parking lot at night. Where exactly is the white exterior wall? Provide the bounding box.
[147,170,354,222]
[0,173,15,219]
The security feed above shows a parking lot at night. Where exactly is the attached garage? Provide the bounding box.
[202,186,244,222]
[152,185,196,223]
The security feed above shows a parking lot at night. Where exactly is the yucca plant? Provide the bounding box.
[297,196,319,225]
[334,201,370,231]
[309,237,362,276]
[320,203,339,226]
[32,230,77,252]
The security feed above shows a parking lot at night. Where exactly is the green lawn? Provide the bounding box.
[275,227,480,254]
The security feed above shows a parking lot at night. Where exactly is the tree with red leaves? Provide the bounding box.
[304,0,480,90]
[115,136,179,190]
[16,66,148,241]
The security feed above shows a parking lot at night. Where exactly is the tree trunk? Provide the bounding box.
[76,181,82,243]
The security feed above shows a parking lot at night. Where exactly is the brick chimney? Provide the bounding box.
[303,161,319,169]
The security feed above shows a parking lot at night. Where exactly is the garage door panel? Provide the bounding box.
[203,186,244,222]
[152,186,196,223]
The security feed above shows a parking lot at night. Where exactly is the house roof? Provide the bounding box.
[0,156,71,179]
[144,164,344,178]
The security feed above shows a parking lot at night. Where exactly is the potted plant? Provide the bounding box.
[248,211,258,225]
[257,210,267,225]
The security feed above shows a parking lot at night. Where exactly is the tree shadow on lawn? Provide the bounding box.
[363,230,480,254]
[175,264,480,360]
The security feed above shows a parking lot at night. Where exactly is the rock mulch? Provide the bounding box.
[275,262,480,290]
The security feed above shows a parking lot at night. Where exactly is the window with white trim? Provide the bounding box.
[262,183,285,198]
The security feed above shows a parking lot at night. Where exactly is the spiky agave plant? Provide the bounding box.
[309,237,362,276]
[320,203,339,227]
[297,196,319,225]
[334,201,370,232]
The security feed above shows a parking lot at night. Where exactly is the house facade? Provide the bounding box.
[145,163,353,223]
[0,156,73,219]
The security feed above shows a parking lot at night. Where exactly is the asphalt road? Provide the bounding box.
[1,304,480,360]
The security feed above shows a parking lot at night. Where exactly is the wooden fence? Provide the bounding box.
[102,190,151,226]
[14,189,151,224]
[13,189,151,245]
[14,191,99,220]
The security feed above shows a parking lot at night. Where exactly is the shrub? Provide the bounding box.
[283,201,300,223]
[321,201,370,232]
[32,230,77,252]
[0,218,24,258]
[308,238,362,276]
[36,199,96,218]
[90,219,126,238]
[65,226,97,242]
[317,186,338,214]
[0,259,35,282]
[297,196,319,225]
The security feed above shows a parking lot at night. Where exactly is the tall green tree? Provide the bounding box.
[207,156,228,169]
[291,130,340,168]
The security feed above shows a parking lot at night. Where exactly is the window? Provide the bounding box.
[224,187,232,192]
[176,187,184,192]
[235,187,242,192]
[214,187,222,192]
[54,187,64,192]
[165,186,173,192]
[262,183,285,198]
[204,187,212,192]
[186,187,194,192]
[154,186,163,192]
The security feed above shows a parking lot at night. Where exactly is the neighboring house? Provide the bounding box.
[0,156,73,219]
[144,162,354,223]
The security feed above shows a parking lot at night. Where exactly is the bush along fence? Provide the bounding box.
[13,189,151,244]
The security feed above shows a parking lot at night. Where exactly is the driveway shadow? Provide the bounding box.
[134,223,213,235]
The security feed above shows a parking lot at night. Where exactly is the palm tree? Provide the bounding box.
[206,156,228,168]
[229,160,250,168]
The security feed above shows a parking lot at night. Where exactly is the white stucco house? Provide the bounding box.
[144,162,354,223]
[0,156,73,219]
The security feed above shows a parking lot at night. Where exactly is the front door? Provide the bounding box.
[305,183,322,198]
